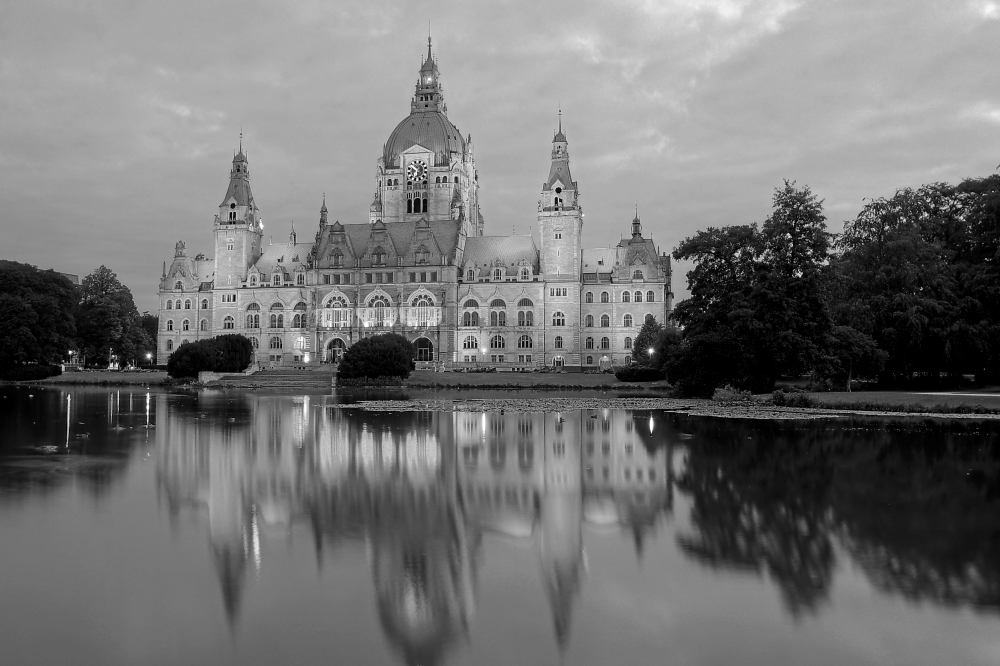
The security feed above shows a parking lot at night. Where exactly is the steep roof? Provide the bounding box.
[252,242,314,275]
[581,248,618,274]
[314,219,464,268]
[463,235,539,272]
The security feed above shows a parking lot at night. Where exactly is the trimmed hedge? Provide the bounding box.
[0,364,62,381]
[337,334,415,382]
[167,334,253,378]
[614,365,664,382]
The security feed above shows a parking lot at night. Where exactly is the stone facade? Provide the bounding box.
[157,39,672,371]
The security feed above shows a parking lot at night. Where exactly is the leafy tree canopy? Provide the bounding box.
[0,261,77,367]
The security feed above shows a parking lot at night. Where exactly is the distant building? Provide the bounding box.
[158,39,672,370]
[55,272,79,285]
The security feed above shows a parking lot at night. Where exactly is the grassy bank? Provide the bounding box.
[781,390,1000,414]
[402,369,670,390]
[32,371,171,386]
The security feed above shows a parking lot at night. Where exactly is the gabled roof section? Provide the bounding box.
[581,248,619,274]
[252,242,313,276]
[463,235,540,273]
[315,219,463,269]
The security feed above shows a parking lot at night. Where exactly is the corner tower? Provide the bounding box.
[377,38,482,235]
[538,116,582,279]
[214,148,263,290]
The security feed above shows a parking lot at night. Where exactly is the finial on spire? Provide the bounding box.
[558,105,562,134]
[239,126,243,153]
[427,25,432,61]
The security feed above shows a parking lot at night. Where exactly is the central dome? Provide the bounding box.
[384,111,466,168]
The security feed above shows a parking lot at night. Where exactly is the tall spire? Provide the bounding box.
[239,126,243,153]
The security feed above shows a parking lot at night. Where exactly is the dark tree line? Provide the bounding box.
[0,261,155,369]
[658,173,1000,395]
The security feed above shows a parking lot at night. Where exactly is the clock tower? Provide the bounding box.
[376,38,482,235]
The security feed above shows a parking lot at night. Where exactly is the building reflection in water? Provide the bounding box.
[155,395,674,664]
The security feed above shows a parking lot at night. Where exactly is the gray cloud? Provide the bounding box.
[1,0,998,310]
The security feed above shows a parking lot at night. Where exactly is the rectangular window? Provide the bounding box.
[344,274,351,284]
[420,271,427,282]
[410,272,416,283]
[431,271,437,282]
[366,273,373,284]
[323,275,331,285]
[385,273,393,284]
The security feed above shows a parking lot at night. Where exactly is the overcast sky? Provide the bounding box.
[2,0,998,312]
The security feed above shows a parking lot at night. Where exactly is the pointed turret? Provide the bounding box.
[320,194,328,225]
[289,223,296,245]
[412,36,447,114]
[632,208,642,238]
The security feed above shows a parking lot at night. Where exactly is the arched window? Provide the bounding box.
[585,337,594,349]
[272,273,281,285]
[464,298,480,308]
[175,300,181,309]
[490,334,506,349]
[647,290,655,302]
[633,270,643,280]
[490,298,506,308]
[200,319,208,331]
[462,311,479,326]
[292,314,304,328]
[332,251,343,267]
[463,335,478,349]
[250,338,258,349]
[586,355,594,365]
[166,301,172,310]
[182,319,190,331]
[499,312,507,326]
[624,336,633,349]
[493,268,503,281]
[166,340,173,351]
[325,295,348,308]
[517,298,533,307]
[600,314,610,327]
[601,292,609,303]
[465,268,475,281]
[407,195,413,214]
[552,356,564,368]
[585,314,594,327]
[552,311,565,326]
[519,267,530,280]
[184,299,191,309]
[645,314,655,323]
[223,316,234,330]
[585,292,593,303]
[166,320,173,331]
[296,274,305,286]
[201,299,209,309]
[634,291,643,303]
[372,247,386,265]
[174,281,182,290]
[517,311,525,326]
[247,303,260,311]
[518,335,532,349]
[454,176,459,183]
[250,274,257,286]
[524,311,534,326]
[270,313,283,328]
[554,336,563,349]
[182,339,189,346]
[435,176,441,184]
[269,336,282,349]
[601,336,610,349]
[247,313,259,328]
[623,314,633,327]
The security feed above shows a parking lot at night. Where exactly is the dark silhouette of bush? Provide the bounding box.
[337,334,415,382]
[614,365,664,382]
[0,364,62,381]
[167,334,252,378]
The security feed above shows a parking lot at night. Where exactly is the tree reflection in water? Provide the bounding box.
[674,415,1000,617]
[154,396,675,665]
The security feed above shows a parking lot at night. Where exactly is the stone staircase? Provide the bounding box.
[210,367,335,390]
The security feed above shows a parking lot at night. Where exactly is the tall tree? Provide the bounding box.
[0,261,77,367]
[76,266,151,367]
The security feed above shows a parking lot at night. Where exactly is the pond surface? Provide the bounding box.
[1,385,999,665]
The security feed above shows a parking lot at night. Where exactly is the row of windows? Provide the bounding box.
[584,336,634,350]
[379,176,461,187]
[585,290,656,303]
[244,313,308,329]
[165,319,209,332]
[462,298,534,308]
[461,311,535,327]
[584,314,643,327]
[465,267,532,282]
[462,335,535,350]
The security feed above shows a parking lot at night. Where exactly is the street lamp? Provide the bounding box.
[146,353,152,368]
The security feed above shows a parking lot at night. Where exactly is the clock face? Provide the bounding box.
[407,160,427,182]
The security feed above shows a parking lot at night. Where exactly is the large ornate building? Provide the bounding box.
[158,39,672,370]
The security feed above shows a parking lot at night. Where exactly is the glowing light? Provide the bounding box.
[648,347,655,355]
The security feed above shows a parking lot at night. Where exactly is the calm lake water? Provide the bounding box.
[2,386,999,666]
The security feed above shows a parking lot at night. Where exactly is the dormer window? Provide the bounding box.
[519,267,530,281]
[272,274,281,286]
[229,203,237,221]
[250,275,257,286]
[465,268,474,281]
[296,274,305,286]
[332,251,343,267]
[493,268,503,281]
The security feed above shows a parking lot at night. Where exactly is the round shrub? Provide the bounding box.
[614,365,664,382]
[337,333,415,382]
[167,334,253,378]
